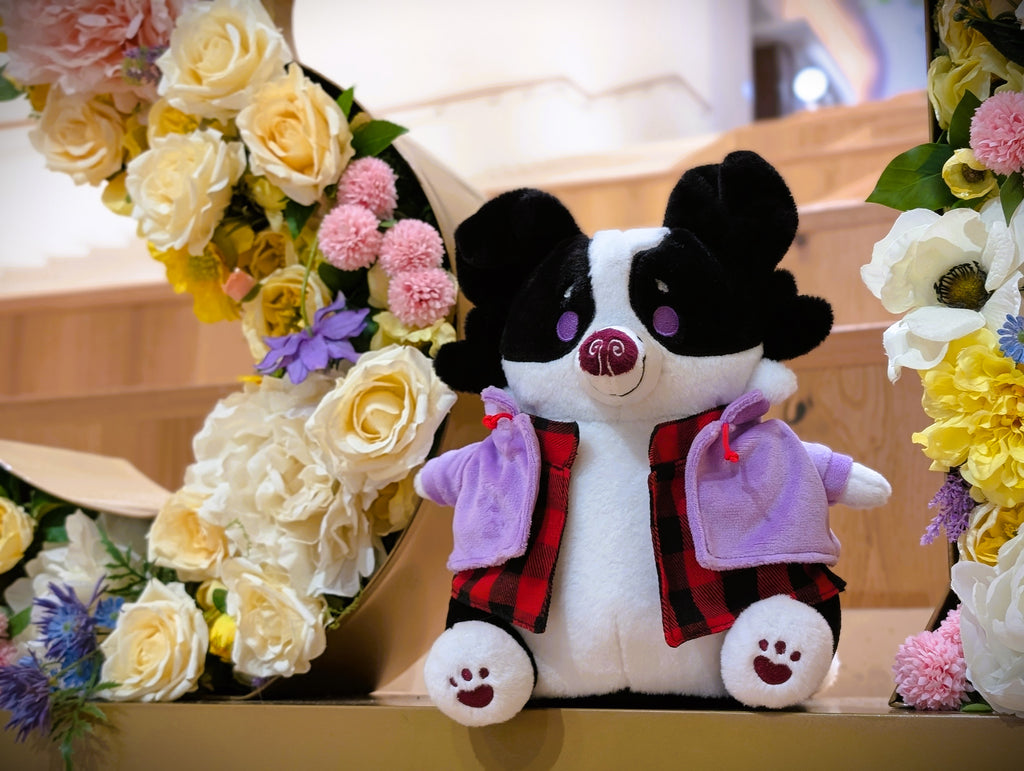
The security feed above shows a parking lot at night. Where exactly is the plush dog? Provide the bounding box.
[415,150,891,726]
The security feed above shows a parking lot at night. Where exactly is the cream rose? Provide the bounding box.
[126,128,246,255]
[307,345,457,494]
[928,54,992,129]
[222,558,326,678]
[952,531,1024,717]
[240,264,333,359]
[100,580,208,702]
[157,0,291,120]
[29,88,125,186]
[236,63,354,206]
[148,488,229,581]
[0,497,34,575]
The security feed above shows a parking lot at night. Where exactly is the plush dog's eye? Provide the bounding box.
[556,311,579,342]
[652,305,679,337]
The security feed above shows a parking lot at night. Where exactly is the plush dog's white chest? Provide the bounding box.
[522,419,726,698]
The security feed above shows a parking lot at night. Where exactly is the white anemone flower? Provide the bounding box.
[862,200,1024,381]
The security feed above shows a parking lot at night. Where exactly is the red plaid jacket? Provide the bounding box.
[452,409,844,645]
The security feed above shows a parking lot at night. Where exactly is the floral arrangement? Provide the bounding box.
[862,0,1024,716]
[0,0,461,760]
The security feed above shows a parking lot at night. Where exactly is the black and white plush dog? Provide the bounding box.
[415,150,891,726]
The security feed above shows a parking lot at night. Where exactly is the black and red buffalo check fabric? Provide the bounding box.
[649,408,845,648]
[450,416,579,634]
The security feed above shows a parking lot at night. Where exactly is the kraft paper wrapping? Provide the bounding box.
[0,438,171,519]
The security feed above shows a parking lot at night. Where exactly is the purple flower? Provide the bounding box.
[256,295,369,384]
[997,314,1024,364]
[122,45,167,86]
[94,596,123,630]
[922,470,975,545]
[0,655,52,742]
[35,583,99,668]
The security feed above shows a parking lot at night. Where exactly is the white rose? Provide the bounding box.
[184,374,335,588]
[126,128,246,255]
[237,63,354,206]
[157,0,291,120]
[952,531,1024,717]
[29,88,125,185]
[307,345,457,495]
[100,580,208,702]
[862,202,1024,381]
[308,494,378,598]
[148,487,229,581]
[222,558,326,678]
[0,497,34,575]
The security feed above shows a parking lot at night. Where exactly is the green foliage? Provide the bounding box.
[283,199,316,240]
[336,86,355,119]
[0,65,24,102]
[212,587,228,614]
[947,91,982,149]
[1000,171,1024,223]
[7,605,31,637]
[98,526,176,601]
[351,119,408,158]
[866,143,957,211]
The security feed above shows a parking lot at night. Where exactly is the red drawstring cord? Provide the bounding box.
[482,412,514,430]
[721,423,739,463]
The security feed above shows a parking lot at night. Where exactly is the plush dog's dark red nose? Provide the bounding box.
[579,328,639,376]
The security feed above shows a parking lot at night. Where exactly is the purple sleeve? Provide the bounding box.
[417,442,480,507]
[803,442,853,504]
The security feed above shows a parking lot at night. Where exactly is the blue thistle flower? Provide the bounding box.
[997,314,1024,364]
[94,596,124,631]
[922,470,975,545]
[34,583,98,668]
[0,655,52,742]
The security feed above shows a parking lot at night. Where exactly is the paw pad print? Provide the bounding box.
[448,667,494,708]
[753,639,802,685]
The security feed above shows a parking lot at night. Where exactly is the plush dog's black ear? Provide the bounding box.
[760,270,834,361]
[435,188,582,392]
[663,150,798,273]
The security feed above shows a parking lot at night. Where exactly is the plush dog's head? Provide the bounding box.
[434,151,832,422]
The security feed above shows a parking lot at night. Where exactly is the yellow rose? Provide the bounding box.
[367,473,420,536]
[121,111,148,160]
[238,230,289,281]
[147,488,229,582]
[236,64,354,206]
[29,87,125,185]
[101,172,132,217]
[146,98,200,143]
[241,264,332,359]
[0,497,34,574]
[370,311,457,358]
[156,0,291,121]
[207,612,236,662]
[126,128,246,256]
[960,502,1024,565]
[27,84,49,113]
[942,148,998,200]
[221,558,326,678]
[100,580,208,702]
[306,344,457,492]
[928,55,992,129]
[245,174,288,213]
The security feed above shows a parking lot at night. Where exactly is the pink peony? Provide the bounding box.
[387,268,456,328]
[893,614,972,711]
[970,91,1024,176]
[318,204,383,271]
[338,157,398,220]
[0,0,192,108]
[378,219,445,276]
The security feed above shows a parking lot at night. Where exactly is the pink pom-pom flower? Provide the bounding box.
[378,219,444,276]
[318,204,382,270]
[388,268,456,328]
[970,91,1024,176]
[337,157,398,220]
[893,608,972,711]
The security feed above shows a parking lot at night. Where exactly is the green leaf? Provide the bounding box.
[8,606,31,637]
[961,701,994,713]
[866,143,957,211]
[283,199,316,240]
[947,91,982,149]
[336,86,355,119]
[240,281,262,304]
[0,65,24,102]
[212,588,228,614]
[42,523,68,543]
[1001,172,1024,223]
[351,120,409,158]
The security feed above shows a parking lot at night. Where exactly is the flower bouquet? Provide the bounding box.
[862,0,1024,716]
[0,0,483,760]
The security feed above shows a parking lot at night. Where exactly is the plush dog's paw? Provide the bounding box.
[423,620,534,726]
[720,595,835,708]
